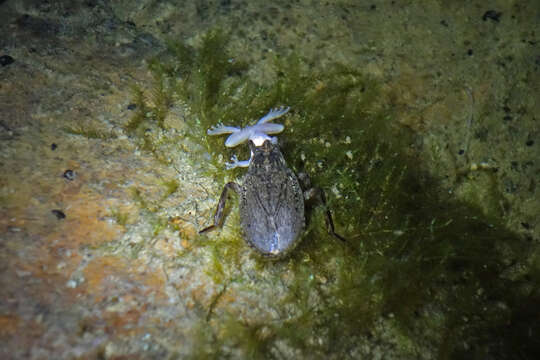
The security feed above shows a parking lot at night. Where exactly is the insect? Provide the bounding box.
[200,107,344,258]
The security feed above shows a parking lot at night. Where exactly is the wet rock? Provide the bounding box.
[0,55,14,66]
[16,14,60,37]
[51,209,66,219]
[482,10,502,22]
[63,169,75,180]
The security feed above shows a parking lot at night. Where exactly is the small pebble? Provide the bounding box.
[0,55,15,66]
[482,10,502,22]
[51,209,66,219]
[51,143,57,150]
[63,169,75,180]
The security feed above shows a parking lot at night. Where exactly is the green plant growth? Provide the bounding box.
[128,31,537,359]
[63,124,116,139]
[109,207,129,226]
[161,179,179,199]
[129,186,169,240]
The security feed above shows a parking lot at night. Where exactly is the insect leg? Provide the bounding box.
[304,186,346,242]
[199,182,241,233]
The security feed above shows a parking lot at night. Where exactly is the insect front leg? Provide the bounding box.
[199,182,242,233]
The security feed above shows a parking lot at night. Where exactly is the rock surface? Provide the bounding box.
[1,0,538,359]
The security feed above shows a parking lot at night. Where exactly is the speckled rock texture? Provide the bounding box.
[1,0,538,359]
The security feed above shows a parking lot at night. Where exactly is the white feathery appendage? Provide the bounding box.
[257,106,290,124]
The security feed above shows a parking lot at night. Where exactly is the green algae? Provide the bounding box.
[127,30,536,359]
[130,187,154,212]
[62,124,116,139]
[109,207,129,227]
[161,179,179,199]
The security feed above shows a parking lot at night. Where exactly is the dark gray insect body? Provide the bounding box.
[200,139,305,258]
[240,139,305,256]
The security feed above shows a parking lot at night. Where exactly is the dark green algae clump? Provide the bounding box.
[127,31,538,359]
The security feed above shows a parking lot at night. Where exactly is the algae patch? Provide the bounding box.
[62,124,116,139]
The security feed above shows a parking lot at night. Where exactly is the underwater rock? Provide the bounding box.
[51,209,66,219]
[63,169,75,180]
[0,54,14,66]
[482,10,502,22]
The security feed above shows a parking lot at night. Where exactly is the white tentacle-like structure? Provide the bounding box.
[207,106,289,147]
[207,107,290,168]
